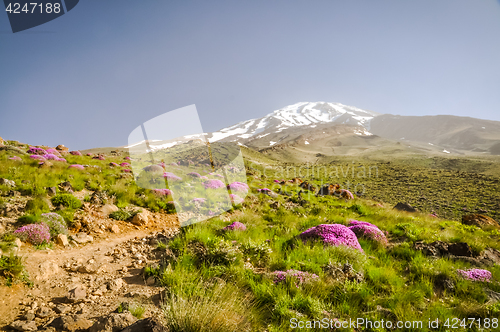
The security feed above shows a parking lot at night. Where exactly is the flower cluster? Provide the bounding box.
[44,148,61,156]
[27,147,46,155]
[123,169,131,173]
[213,174,223,178]
[348,224,388,246]
[40,213,68,238]
[120,162,130,167]
[14,223,51,245]
[86,153,93,156]
[229,194,244,204]
[43,154,66,162]
[8,156,22,161]
[109,162,119,167]
[299,224,363,252]
[272,269,319,287]
[203,179,225,189]
[30,155,45,160]
[152,189,173,196]
[258,188,272,193]
[192,198,206,203]
[347,220,378,228]
[227,181,249,193]
[70,150,82,156]
[124,156,131,160]
[187,172,202,178]
[457,269,492,282]
[93,155,105,160]
[222,221,246,231]
[163,172,182,181]
[274,179,281,183]
[69,164,85,170]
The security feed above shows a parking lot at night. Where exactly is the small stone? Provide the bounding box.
[14,238,23,249]
[50,315,93,332]
[54,304,70,314]
[108,278,124,291]
[110,225,120,234]
[121,267,128,273]
[78,263,98,274]
[100,204,119,217]
[46,187,57,196]
[56,234,69,246]
[131,210,150,226]
[72,233,93,244]
[121,317,167,332]
[88,312,137,332]
[67,286,86,303]
[93,284,108,296]
[36,306,53,318]
[9,320,37,331]
[146,276,156,286]
[22,310,35,321]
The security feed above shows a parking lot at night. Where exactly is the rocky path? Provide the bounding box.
[0,213,179,331]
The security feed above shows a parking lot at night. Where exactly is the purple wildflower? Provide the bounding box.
[299,224,364,252]
[124,156,131,160]
[229,194,244,204]
[348,224,388,246]
[30,155,45,161]
[43,154,59,160]
[348,220,379,229]
[109,162,119,167]
[27,147,46,155]
[8,156,22,161]
[123,169,131,173]
[203,179,225,189]
[70,151,82,156]
[187,172,201,178]
[272,270,319,288]
[40,213,68,237]
[227,181,249,193]
[274,180,281,183]
[56,158,67,162]
[120,162,130,167]
[163,172,182,181]
[457,269,492,282]
[192,198,206,204]
[44,148,61,156]
[69,164,85,170]
[14,223,51,245]
[222,221,246,231]
[152,189,173,196]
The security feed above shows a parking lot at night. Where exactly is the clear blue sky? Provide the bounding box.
[1,0,500,150]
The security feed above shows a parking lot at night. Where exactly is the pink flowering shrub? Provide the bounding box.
[93,155,105,160]
[40,213,68,238]
[457,269,492,282]
[120,162,130,167]
[109,162,119,167]
[124,156,131,160]
[152,189,173,196]
[200,176,208,180]
[69,164,85,170]
[43,154,59,160]
[123,169,131,173]
[299,224,364,252]
[44,148,61,156]
[272,269,319,288]
[14,223,51,245]
[274,180,281,183]
[213,174,223,178]
[30,155,45,161]
[70,151,82,156]
[192,198,206,204]
[229,194,244,204]
[227,181,249,193]
[348,224,388,246]
[27,147,45,155]
[348,220,378,229]
[86,153,93,156]
[188,172,202,178]
[203,179,225,189]
[163,172,182,181]
[8,156,22,161]
[222,221,246,231]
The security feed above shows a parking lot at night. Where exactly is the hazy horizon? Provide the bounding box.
[1,0,500,150]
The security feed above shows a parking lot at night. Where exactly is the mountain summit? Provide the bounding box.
[208,102,380,144]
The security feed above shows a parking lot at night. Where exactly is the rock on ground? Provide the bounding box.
[49,315,93,332]
[393,202,417,212]
[132,211,150,226]
[72,233,93,244]
[9,320,37,331]
[88,312,137,332]
[56,234,69,246]
[67,286,87,303]
[462,214,500,229]
[121,317,167,332]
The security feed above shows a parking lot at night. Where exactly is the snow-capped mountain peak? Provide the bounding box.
[208,101,380,143]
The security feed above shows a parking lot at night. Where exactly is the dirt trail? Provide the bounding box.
[0,214,179,330]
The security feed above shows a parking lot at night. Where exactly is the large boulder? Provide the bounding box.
[131,210,150,226]
[462,214,500,229]
[393,202,417,213]
[56,144,69,152]
[88,312,137,332]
